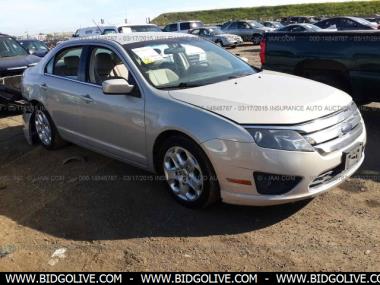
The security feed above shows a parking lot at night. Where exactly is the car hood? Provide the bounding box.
[168,70,352,125]
[0,55,41,72]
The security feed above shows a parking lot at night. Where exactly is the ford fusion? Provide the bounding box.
[22,33,366,208]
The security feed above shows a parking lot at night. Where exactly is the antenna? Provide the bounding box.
[92,19,103,34]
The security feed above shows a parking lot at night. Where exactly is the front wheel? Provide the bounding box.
[215,40,223,47]
[158,136,220,208]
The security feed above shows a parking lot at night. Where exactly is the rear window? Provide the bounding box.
[103,29,117,35]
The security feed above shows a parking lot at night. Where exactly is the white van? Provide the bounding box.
[73,26,118,38]
[118,24,162,33]
[163,21,204,33]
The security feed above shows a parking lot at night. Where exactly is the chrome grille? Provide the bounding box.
[244,103,364,155]
[299,104,363,154]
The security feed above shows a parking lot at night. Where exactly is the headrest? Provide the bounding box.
[64,56,80,69]
[95,53,114,71]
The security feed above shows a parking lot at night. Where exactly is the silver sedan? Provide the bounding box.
[22,33,366,208]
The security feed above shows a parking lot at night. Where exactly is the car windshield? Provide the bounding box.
[249,21,265,28]
[0,37,28,58]
[273,22,284,28]
[306,24,322,31]
[125,38,256,90]
[209,28,222,34]
[354,17,373,26]
[103,29,117,35]
[21,41,48,51]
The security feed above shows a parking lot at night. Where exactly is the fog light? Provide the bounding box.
[254,172,302,195]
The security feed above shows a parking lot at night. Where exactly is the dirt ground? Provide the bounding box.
[0,46,379,272]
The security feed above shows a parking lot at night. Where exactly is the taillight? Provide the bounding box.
[260,38,266,65]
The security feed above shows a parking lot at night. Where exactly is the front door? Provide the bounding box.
[79,46,147,167]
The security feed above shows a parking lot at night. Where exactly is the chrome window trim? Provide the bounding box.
[44,73,102,89]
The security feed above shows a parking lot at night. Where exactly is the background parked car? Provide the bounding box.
[281,16,319,25]
[73,26,119,37]
[262,21,284,29]
[315,16,378,30]
[275,23,332,32]
[261,30,380,103]
[189,27,243,48]
[19,39,49,57]
[220,20,274,44]
[118,24,162,33]
[163,21,204,33]
[0,34,40,105]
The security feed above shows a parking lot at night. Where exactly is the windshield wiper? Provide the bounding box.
[160,82,203,90]
[227,73,253,79]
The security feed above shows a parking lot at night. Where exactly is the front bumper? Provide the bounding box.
[0,75,23,103]
[202,125,367,206]
[223,39,244,47]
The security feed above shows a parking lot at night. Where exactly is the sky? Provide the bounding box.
[1,0,353,35]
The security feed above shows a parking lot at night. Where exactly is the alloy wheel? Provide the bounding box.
[163,146,204,202]
[34,110,52,146]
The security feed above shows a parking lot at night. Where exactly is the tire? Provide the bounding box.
[252,34,263,45]
[215,40,223,47]
[157,135,220,208]
[33,104,66,150]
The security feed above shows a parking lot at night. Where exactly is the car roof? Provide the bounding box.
[19,39,42,42]
[173,21,202,24]
[77,25,118,30]
[120,24,158,27]
[68,32,195,45]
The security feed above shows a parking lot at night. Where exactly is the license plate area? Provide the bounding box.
[344,144,364,171]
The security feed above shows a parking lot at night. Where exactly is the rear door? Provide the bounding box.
[78,45,147,166]
[43,45,88,142]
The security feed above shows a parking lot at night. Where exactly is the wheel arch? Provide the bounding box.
[152,129,202,173]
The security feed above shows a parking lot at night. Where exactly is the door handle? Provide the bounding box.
[81,94,94,103]
[40,83,48,90]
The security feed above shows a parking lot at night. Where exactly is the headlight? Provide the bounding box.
[246,129,314,152]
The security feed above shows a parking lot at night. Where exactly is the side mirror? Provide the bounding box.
[102,79,134,95]
[28,49,35,55]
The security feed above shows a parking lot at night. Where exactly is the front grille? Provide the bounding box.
[244,103,364,155]
[299,104,363,154]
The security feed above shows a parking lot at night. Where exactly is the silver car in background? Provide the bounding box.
[189,27,243,48]
[221,20,274,44]
[22,33,366,208]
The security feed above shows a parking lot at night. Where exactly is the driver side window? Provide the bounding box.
[88,47,130,85]
[88,46,141,97]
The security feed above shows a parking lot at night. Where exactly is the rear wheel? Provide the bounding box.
[158,136,220,208]
[33,104,66,150]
